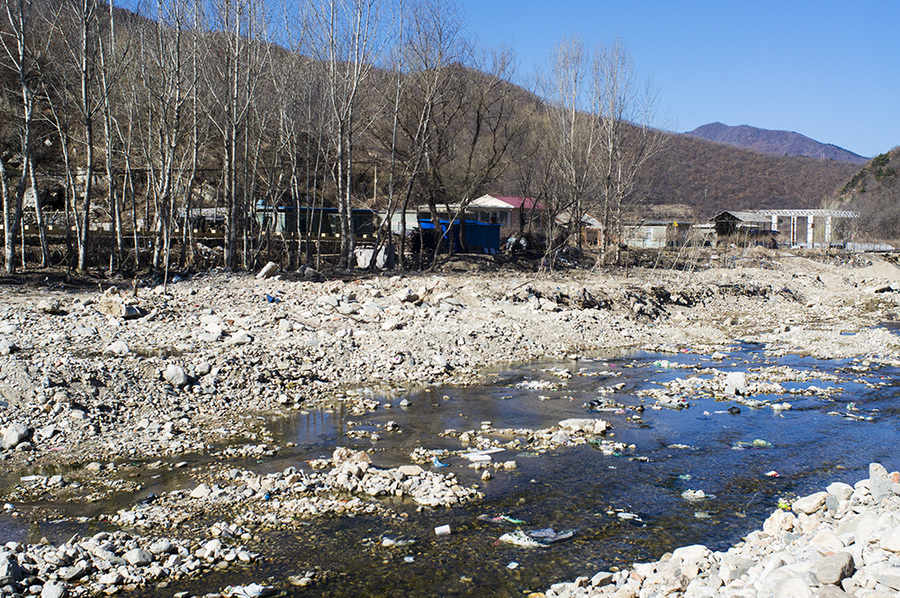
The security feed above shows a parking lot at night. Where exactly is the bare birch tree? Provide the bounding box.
[592,37,667,264]
[541,36,597,267]
[311,0,384,269]
[97,0,133,270]
[138,0,202,283]
[374,0,467,268]
[202,0,259,270]
[0,0,50,271]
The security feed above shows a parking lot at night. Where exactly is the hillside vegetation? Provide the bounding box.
[0,0,887,276]
[644,134,860,216]
[837,148,900,241]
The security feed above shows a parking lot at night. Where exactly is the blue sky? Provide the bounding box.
[461,0,899,158]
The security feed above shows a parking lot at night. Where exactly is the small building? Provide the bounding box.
[555,211,604,246]
[254,203,377,240]
[712,211,777,246]
[623,220,691,249]
[712,211,773,236]
[687,223,717,247]
[465,195,546,237]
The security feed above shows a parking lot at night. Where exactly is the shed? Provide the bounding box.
[418,219,501,254]
[712,211,773,236]
[623,220,691,249]
[466,195,546,237]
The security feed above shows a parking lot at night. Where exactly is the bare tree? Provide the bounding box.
[372,0,467,269]
[138,0,204,283]
[539,36,598,268]
[592,37,667,264]
[202,0,261,270]
[68,0,102,272]
[311,0,384,269]
[418,47,529,266]
[0,0,50,272]
[97,0,134,270]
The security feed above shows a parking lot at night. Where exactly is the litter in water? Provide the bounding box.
[477,514,527,526]
[498,528,577,548]
[224,584,274,598]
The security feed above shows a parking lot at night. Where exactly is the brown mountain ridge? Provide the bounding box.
[686,122,868,164]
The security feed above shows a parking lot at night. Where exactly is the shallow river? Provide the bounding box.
[7,344,900,597]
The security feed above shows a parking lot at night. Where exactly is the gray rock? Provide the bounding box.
[774,577,813,598]
[36,299,63,314]
[40,581,67,598]
[97,571,123,586]
[869,463,893,501]
[299,264,322,280]
[2,423,29,450]
[163,364,188,387]
[0,338,16,355]
[0,553,22,583]
[395,289,419,303]
[814,552,855,585]
[256,262,279,279]
[361,302,383,319]
[872,566,900,590]
[590,571,613,587]
[37,425,57,441]
[190,483,211,499]
[793,491,829,515]
[58,565,88,581]
[550,430,571,445]
[881,527,900,552]
[226,330,252,345]
[149,540,175,555]
[104,340,130,356]
[718,557,754,584]
[123,548,152,566]
[337,302,360,315]
[826,482,854,502]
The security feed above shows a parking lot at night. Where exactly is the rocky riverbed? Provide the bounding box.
[542,463,900,598]
[2,249,900,596]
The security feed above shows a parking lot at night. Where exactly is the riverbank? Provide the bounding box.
[3,250,900,471]
[542,463,900,598]
[2,248,900,596]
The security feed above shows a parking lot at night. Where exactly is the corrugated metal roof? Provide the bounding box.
[473,194,545,210]
[714,211,770,223]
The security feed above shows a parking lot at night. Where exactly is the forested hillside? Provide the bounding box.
[644,133,860,216]
[0,0,885,276]
[837,149,900,241]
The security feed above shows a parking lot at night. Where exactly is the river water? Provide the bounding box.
[5,344,900,597]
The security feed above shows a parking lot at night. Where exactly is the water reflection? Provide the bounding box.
[7,347,900,597]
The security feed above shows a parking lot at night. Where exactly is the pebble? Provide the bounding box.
[0,530,257,597]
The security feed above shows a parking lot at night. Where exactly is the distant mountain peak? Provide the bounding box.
[685,122,868,164]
